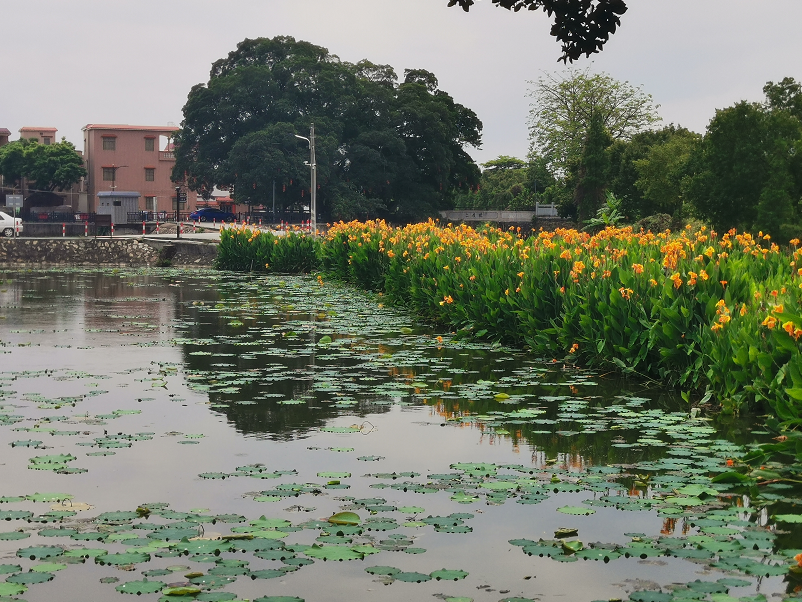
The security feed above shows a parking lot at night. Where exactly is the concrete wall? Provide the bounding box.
[0,238,217,267]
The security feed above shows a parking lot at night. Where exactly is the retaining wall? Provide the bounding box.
[0,238,218,267]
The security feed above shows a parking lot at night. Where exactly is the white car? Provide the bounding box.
[0,211,22,237]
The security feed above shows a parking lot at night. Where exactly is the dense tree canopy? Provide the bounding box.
[685,98,802,238]
[448,0,627,62]
[0,138,85,192]
[174,36,482,222]
[528,69,660,177]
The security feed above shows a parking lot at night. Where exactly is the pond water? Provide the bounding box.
[0,269,799,602]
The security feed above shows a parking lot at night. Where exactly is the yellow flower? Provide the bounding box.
[762,315,778,329]
[632,263,644,274]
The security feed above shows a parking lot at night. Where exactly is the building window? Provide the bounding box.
[145,138,155,151]
[42,137,52,145]
[145,168,155,182]
[102,168,115,181]
[145,196,157,212]
[102,137,116,151]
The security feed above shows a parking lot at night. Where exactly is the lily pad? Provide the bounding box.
[116,578,166,594]
[430,568,468,581]
[556,506,595,516]
[394,571,432,583]
[303,545,364,561]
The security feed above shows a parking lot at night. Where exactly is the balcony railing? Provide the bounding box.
[159,151,175,161]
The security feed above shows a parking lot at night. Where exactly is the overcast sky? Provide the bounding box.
[3,0,801,165]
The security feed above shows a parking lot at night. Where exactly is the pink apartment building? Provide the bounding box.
[83,124,198,215]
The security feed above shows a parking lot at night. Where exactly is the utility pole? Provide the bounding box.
[295,124,317,237]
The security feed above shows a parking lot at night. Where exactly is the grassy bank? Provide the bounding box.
[218,220,802,424]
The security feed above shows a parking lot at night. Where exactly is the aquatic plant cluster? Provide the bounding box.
[218,221,802,422]
[3,269,802,602]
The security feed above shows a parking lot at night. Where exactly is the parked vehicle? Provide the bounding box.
[0,211,23,237]
[188,207,236,222]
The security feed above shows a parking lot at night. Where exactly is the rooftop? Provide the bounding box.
[83,124,179,133]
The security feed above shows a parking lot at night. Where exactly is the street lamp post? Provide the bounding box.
[294,124,316,237]
[110,165,128,191]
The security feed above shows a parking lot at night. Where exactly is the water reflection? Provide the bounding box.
[0,269,791,602]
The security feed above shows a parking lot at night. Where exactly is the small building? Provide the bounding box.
[97,191,140,224]
[0,128,10,147]
[83,124,198,215]
[19,126,58,145]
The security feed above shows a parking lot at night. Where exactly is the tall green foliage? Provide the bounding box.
[686,94,802,235]
[573,113,612,222]
[0,138,85,192]
[174,36,482,222]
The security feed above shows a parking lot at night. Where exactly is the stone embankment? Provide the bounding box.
[0,238,217,267]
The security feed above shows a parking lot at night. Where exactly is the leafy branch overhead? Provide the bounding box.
[447,0,628,62]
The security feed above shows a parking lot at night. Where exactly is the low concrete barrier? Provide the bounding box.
[0,238,217,267]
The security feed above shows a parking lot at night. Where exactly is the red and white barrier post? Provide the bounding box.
[62,223,65,237]
[142,221,146,236]
[155,219,160,234]
[111,222,115,237]
[84,221,88,237]
[193,220,197,234]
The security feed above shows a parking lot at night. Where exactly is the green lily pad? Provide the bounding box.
[328,512,360,525]
[16,545,63,560]
[0,583,27,597]
[394,571,432,583]
[249,569,285,579]
[365,566,400,575]
[6,571,54,584]
[116,578,166,594]
[162,586,203,596]
[0,531,29,540]
[556,506,595,516]
[430,568,468,581]
[303,545,364,561]
[95,551,150,565]
[0,511,33,521]
[774,514,802,523]
[26,493,72,503]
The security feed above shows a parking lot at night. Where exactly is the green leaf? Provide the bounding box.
[556,506,595,516]
[116,578,166,594]
[327,512,360,526]
[430,568,468,581]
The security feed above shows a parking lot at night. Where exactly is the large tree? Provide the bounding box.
[448,0,627,63]
[573,112,612,222]
[528,69,661,177]
[0,138,85,192]
[685,97,802,237]
[174,36,482,222]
